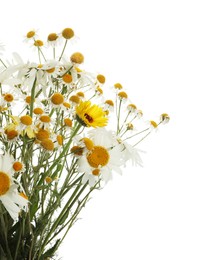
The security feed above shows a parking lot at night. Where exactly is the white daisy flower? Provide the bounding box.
[0,153,28,220]
[77,128,124,186]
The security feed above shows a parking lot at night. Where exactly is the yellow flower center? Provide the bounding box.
[69,95,80,104]
[62,74,73,83]
[25,96,34,104]
[51,93,64,105]
[33,107,44,115]
[48,33,58,41]
[0,171,10,196]
[150,120,158,128]
[34,40,44,47]
[118,91,128,99]
[4,94,14,102]
[46,67,55,73]
[40,115,51,123]
[62,28,74,39]
[76,92,85,98]
[45,176,52,184]
[128,104,137,111]
[36,129,50,141]
[160,113,170,123]
[26,31,35,38]
[6,129,18,140]
[13,162,23,172]
[114,83,123,89]
[96,87,103,95]
[20,115,32,126]
[63,102,71,109]
[70,52,84,64]
[64,118,72,127]
[57,135,63,145]
[38,64,43,68]
[71,146,84,156]
[81,137,94,150]
[97,74,106,84]
[92,169,100,176]
[105,100,114,107]
[41,139,54,151]
[127,123,134,130]
[87,146,110,168]
[84,113,93,123]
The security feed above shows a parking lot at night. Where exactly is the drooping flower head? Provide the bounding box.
[76,101,108,128]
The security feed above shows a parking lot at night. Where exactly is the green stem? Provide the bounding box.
[30,77,37,117]
[117,99,122,134]
[59,40,68,61]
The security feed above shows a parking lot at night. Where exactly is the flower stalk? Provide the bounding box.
[0,28,169,259]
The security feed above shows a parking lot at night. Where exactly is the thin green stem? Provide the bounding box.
[59,40,68,61]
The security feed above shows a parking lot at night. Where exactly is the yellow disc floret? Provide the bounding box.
[69,95,80,104]
[64,118,72,127]
[57,135,63,146]
[63,102,71,109]
[40,115,51,123]
[92,169,100,176]
[114,83,123,89]
[20,115,32,126]
[62,28,74,39]
[81,137,94,150]
[13,162,23,172]
[4,94,14,102]
[0,171,10,196]
[97,74,106,84]
[160,113,170,124]
[5,129,18,140]
[105,100,114,107]
[26,31,35,38]
[87,146,110,168]
[48,33,58,42]
[36,129,50,141]
[34,40,44,47]
[46,67,55,73]
[25,96,34,104]
[45,176,52,184]
[51,93,64,105]
[33,108,44,115]
[70,52,84,64]
[62,74,73,83]
[150,120,158,128]
[41,139,54,151]
[118,91,128,99]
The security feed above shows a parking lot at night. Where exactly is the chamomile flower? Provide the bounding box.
[0,153,28,220]
[47,32,61,47]
[36,114,53,130]
[18,115,36,138]
[12,161,25,173]
[77,128,124,186]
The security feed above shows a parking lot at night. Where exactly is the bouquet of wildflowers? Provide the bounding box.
[0,28,169,259]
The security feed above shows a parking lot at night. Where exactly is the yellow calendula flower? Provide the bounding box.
[76,101,108,128]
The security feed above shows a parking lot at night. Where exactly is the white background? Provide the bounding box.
[1,0,200,259]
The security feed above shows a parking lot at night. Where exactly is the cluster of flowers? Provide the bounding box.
[0,27,169,258]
